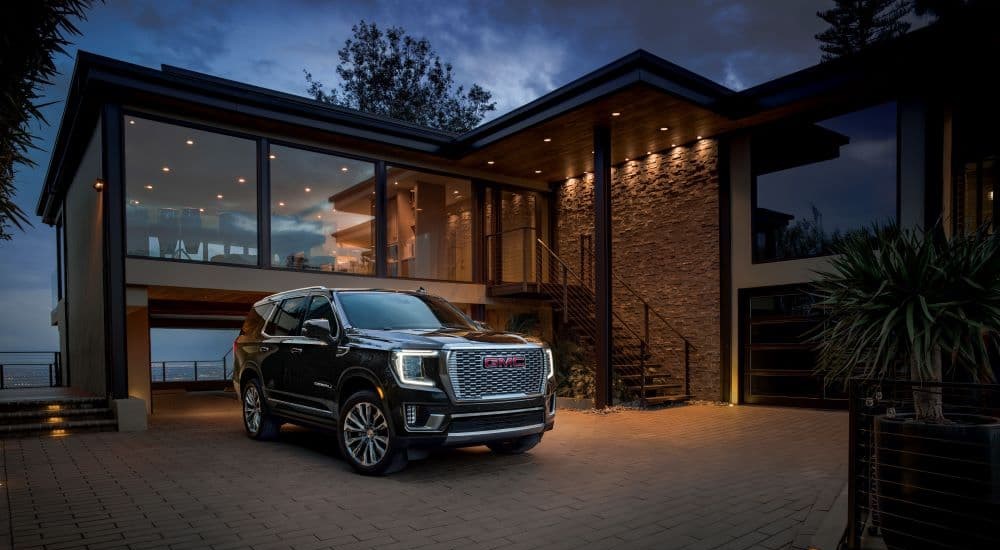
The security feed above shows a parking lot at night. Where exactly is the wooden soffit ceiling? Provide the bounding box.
[455,83,735,182]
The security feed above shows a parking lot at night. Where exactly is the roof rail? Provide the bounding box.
[261,286,329,302]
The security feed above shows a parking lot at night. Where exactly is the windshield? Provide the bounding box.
[337,292,475,331]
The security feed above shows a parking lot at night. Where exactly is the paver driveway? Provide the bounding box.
[1,393,847,550]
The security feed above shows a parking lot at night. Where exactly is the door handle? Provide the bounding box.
[290,347,303,354]
[259,346,270,352]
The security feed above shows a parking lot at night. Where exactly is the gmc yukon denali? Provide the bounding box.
[233,287,556,475]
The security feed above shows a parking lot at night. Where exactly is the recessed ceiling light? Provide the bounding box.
[144,184,153,190]
[625,157,630,161]
[534,170,542,174]
[341,167,348,172]
[185,139,194,145]
[304,187,311,193]
[161,166,170,173]
[269,154,276,160]
[394,181,398,185]
[199,208,205,212]
[671,143,677,147]
[317,215,322,219]
[543,138,552,142]
[216,194,224,199]
[128,120,135,125]
[697,135,703,140]
[659,127,668,131]
[611,112,621,117]
[132,200,140,205]
[487,160,495,165]
[453,190,459,194]
[237,177,246,184]
[278,201,285,206]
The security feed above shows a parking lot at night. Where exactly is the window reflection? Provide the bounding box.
[125,117,258,264]
[752,102,897,262]
[269,145,375,273]
[386,167,472,281]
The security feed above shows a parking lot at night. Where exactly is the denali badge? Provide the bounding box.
[483,356,526,368]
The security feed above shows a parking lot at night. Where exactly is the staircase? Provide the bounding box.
[0,395,117,438]
[487,229,692,406]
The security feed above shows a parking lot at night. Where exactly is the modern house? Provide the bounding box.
[37,19,998,421]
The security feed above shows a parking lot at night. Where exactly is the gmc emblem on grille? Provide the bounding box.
[483,356,526,369]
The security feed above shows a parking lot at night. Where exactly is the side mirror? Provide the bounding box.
[302,318,333,341]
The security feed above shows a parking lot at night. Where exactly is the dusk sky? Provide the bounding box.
[1,0,929,357]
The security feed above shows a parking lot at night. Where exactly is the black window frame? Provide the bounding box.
[263,296,307,337]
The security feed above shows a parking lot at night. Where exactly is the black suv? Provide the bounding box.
[233,287,556,475]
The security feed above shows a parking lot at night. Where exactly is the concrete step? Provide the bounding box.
[0,407,114,423]
[0,396,106,413]
[0,418,117,438]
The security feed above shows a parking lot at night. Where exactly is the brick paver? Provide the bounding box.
[1,393,847,549]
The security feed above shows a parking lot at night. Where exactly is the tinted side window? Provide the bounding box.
[305,296,337,334]
[265,297,306,336]
[241,303,273,337]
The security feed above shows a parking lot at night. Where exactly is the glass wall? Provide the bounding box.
[125,116,258,264]
[269,144,375,273]
[752,102,897,262]
[385,166,473,281]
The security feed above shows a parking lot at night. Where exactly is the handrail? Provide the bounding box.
[578,240,694,348]
[535,239,650,346]
[0,351,62,389]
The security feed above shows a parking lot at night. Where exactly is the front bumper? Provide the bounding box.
[386,384,556,449]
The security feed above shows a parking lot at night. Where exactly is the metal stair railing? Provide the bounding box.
[578,236,695,396]
[534,239,682,404]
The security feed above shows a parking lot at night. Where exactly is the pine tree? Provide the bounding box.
[816,0,912,61]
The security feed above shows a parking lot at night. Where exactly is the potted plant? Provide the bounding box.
[812,223,1000,550]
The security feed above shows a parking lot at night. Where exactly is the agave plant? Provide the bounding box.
[812,223,1000,422]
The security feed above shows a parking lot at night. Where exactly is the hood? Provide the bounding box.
[352,328,544,349]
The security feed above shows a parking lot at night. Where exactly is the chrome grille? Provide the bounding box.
[447,348,546,400]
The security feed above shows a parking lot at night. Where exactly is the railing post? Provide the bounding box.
[683,340,691,396]
[535,239,542,285]
[194,361,199,381]
[562,265,569,323]
[49,363,54,387]
[162,362,166,383]
[640,340,647,407]
[643,304,650,349]
[0,364,4,389]
[847,380,859,549]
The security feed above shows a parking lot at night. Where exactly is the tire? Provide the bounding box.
[486,433,542,455]
[337,390,408,475]
[242,378,280,441]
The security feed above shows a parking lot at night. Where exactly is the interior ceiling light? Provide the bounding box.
[185,139,194,145]
[269,154,276,160]
[659,127,668,131]
[341,167,348,172]
[278,201,285,206]
[611,112,621,117]
[144,184,153,190]
[487,160,495,165]
[697,135,703,140]
[216,194,224,199]
[625,157,630,161]
[453,190,459,194]
[534,169,542,174]
[237,177,246,183]
[304,187,311,193]
[128,119,136,125]
[543,138,552,142]
[161,166,170,173]
[646,151,652,155]
[394,181,398,185]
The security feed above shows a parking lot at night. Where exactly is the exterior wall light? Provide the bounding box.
[93,178,105,191]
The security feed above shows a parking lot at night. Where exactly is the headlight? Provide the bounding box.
[391,350,438,388]
[545,348,555,380]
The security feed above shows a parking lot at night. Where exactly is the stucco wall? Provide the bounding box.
[64,122,107,397]
[555,140,721,400]
[126,299,151,413]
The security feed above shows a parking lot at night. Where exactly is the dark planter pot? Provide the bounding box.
[876,414,1000,550]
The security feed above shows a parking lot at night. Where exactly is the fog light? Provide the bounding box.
[405,405,418,426]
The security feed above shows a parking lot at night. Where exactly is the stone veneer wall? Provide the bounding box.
[554,139,721,400]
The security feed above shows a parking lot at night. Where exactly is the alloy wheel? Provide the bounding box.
[343,401,390,466]
[244,384,262,434]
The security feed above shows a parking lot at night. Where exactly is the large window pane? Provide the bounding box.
[386,167,472,281]
[269,145,375,273]
[125,116,258,264]
[752,102,897,262]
